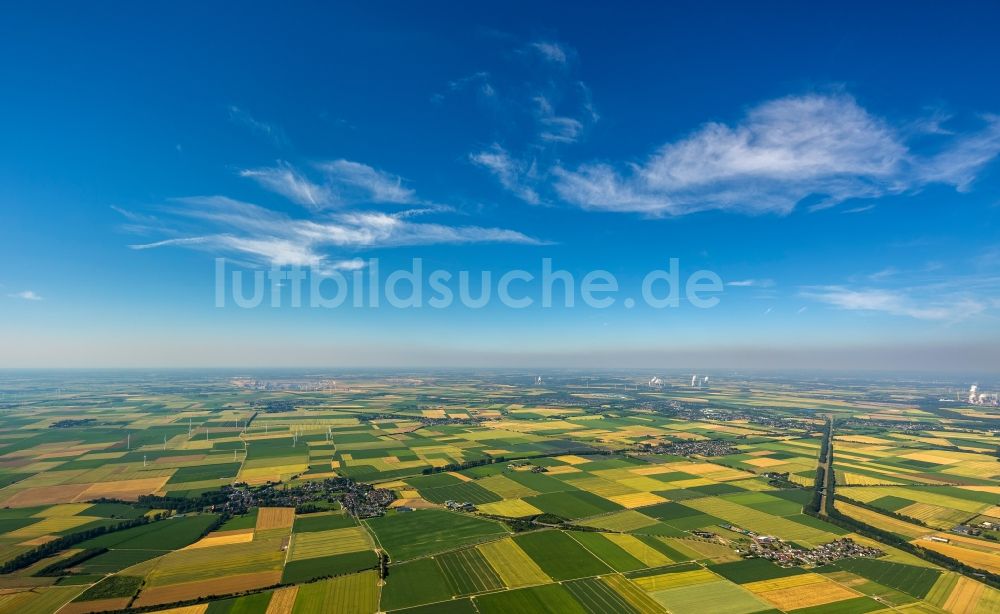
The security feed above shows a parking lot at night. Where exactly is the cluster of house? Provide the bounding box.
[761,471,791,481]
[722,523,883,567]
[220,477,354,515]
[342,483,396,518]
[951,523,985,537]
[745,536,883,567]
[444,499,477,512]
[506,461,548,473]
[636,438,739,457]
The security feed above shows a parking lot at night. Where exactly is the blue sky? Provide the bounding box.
[2,2,999,370]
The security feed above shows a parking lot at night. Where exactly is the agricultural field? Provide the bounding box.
[0,370,996,612]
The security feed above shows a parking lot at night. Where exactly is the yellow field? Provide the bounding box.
[835,501,930,539]
[632,568,717,590]
[74,476,172,501]
[943,461,1000,481]
[835,435,894,445]
[573,477,637,497]
[606,492,668,509]
[289,526,371,561]
[476,499,543,517]
[745,457,788,468]
[602,533,673,567]
[477,475,539,500]
[265,586,298,614]
[675,462,748,481]
[147,606,209,614]
[239,464,309,485]
[7,515,101,539]
[31,503,92,517]
[943,576,988,614]
[917,538,1000,574]
[256,507,295,531]
[476,538,549,587]
[840,472,901,486]
[554,455,591,465]
[744,573,827,593]
[900,452,960,465]
[753,577,858,610]
[980,505,1000,518]
[185,529,255,550]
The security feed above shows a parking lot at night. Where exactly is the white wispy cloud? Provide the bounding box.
[554,94,1000,216]
[469,144,540,204]
[239,163,331,208]
[227,106,288,147]
[867,267,899,281]
[127,196,543,269]
[447,72,496,98]
[529,41,568,64]
[914,114,1000,190]
[239,160,419,208]
[800,285,986,321]
[727,279,775,288]
[9,290,42,301]
[317,160,418,205]
[535,96,584,143]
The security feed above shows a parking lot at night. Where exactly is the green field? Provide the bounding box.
[435,547,505,595]
[366,509,507,561]
[523,490,622,519]
[380,557,453,611]
[282,551,378,584]
[568,531,647,572]
[513,530,611,580]
[292,571,380,614]
[836,558,941,598]
[474,583,588,614]
[564,577,642,614]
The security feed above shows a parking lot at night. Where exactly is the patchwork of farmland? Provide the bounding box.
[0,371,997,613]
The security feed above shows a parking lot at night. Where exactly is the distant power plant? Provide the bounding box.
[968,384,999,407]
[690,375,709,388]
